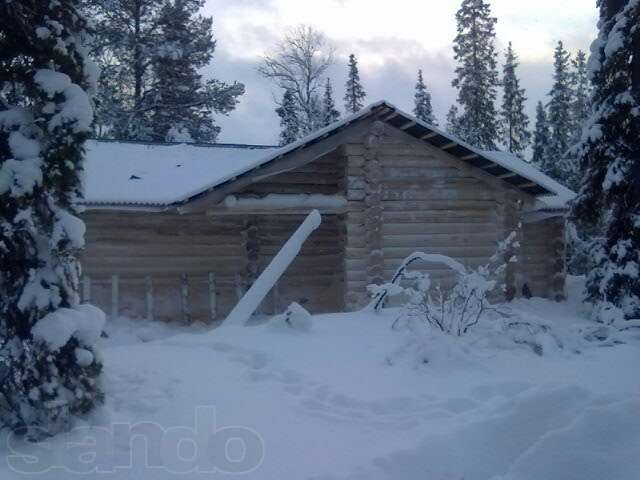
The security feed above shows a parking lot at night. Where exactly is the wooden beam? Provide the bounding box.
[382,111,399,121]
[145,276,154,321]
[208,272,217,322]
[441,141,458,150]
[420,131,439,140]
[82,276,91,303]
[479,162,498,170]
[460,153,479,160]
[399,120,416,130]
[111,274,119,318]
[498,171,518,179]
[518,182,537,188]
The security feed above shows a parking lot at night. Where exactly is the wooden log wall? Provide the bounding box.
[81,151,348,322]
[81,211,247,322]
[517,216,567,300]
[81,119,567,321]
[341,122,564,308]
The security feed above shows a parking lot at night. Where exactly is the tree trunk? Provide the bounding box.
[133,0,143,106]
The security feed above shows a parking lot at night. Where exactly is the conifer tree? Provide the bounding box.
[413,69,438,125]
[276,89,300,146]
[500,42,530,157]
[321,78,340,127]
[532,101,551,168]
[83,0,243,141]
[149,0,244,142]
[569,50,591,144]
[571,0,640,322]
[344,54,367,114]
[0,0,104,437]
[546,41,574,179]
[452,0,500,149]
[446,105,462,137]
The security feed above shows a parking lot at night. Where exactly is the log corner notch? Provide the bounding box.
[549,216,568,302]
[363,121,386,289]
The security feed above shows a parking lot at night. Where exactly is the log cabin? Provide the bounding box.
[79,101,575,322]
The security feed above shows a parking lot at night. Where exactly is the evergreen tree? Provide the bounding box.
[569,50,591,144]
[452,0,500,149]
[344,54,367,114]
[532,101,551,168]
[571,0,640,322]
[83,0,242,141]
[321,78,340,127]
[149,0,243,143]
[546,41,574,179]
[500,42,530,157]
[413,69,438,125]
[0,0,104,437]
[276,89,300,146]
[446,105,462,137]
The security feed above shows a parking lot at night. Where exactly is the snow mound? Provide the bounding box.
[269,302,313,332]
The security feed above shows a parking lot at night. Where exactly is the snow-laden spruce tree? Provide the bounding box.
[569,50,592,146]
[546,41,575,180]
[276,89,300,146]
[500,42,530,158]
[452,0,500,150]
[0,0,105,437]
[571,0,640,323]
[321,78,341,127]
[149,0,244,142]
[344,54,367,114]
[532,101,551,168]
[445,105,462,137]
[413,70,438,125]
[83,0,243,141]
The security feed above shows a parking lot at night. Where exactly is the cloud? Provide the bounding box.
[206,0,598,144]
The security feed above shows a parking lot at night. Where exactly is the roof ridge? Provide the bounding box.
[89,138,278,150]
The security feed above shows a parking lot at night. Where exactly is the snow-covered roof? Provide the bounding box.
[82,140,278,206]
[483,151,575,211]
[81,101,575,210]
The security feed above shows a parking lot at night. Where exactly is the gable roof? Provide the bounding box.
[80,100,575,210]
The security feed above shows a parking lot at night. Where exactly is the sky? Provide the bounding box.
[203,0,599,145]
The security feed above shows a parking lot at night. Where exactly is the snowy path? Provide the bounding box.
[1,293,639,479]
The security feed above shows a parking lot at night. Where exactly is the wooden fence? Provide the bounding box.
[81,273,283,323]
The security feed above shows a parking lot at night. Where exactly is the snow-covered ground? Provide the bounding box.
[2,278,639,479]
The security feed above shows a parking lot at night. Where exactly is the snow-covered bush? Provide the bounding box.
[369,231,519,336]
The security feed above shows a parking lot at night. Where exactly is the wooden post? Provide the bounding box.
[82,276,91,304]
[235,273,244,302]
[111,274,119,318]
[181,273,190,324]
[272,281,281,314]
[145,276,154,321]
[208,272,217,322]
